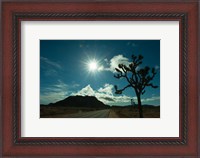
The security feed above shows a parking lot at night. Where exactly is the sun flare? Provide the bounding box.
[88,61,97,71]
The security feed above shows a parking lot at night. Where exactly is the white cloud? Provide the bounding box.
[98,83,113,95]
[72,85,95,96]
[109,55,130,72]
[99,55,130,73]
[99,55,159,75]
[72,84,135,105]
[41,82,159,106]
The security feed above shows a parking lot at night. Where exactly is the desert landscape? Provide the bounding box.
[40,40,160,118]
[40,96,160,118]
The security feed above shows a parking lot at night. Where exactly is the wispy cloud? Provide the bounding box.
[41,80,80,104]
[155,65,160,70]
[141,96,160,103]
[40,57,62,76]
[127,42,137,47]
[40,80,68,104]
[41,57,62,69]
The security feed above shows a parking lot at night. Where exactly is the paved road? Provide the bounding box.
[54,109,111,118]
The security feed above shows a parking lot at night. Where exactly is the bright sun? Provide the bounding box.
[88,61,97,71]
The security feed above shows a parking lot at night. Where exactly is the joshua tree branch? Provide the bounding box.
[114,73,125,79]
[146,83,158,88]
[115,84,132,94]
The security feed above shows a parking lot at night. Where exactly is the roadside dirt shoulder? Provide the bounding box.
[108,109,119,118]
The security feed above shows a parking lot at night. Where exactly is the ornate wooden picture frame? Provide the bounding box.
[1,1,199,157]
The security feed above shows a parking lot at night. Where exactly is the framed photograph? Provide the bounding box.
[1,1,199,157]
[40,39,160,119]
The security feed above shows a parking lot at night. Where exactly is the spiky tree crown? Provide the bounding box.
[114,54,158,95]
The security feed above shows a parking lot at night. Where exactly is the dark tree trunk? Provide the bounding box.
[136,93,143,118]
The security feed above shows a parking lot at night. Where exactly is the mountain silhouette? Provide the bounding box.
[46,95,109,109]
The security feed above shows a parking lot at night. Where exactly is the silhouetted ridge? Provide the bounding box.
[47,95,109,108]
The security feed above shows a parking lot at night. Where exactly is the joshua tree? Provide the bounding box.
[114,54,158,118]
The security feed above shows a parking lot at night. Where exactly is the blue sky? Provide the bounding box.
[40,40,160,106]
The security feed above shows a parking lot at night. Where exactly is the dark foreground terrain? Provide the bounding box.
[111,105,160,118]
[40,95,160,118]
[40,105,160,118]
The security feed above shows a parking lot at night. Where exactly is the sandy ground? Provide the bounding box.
[108,110,119,118]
